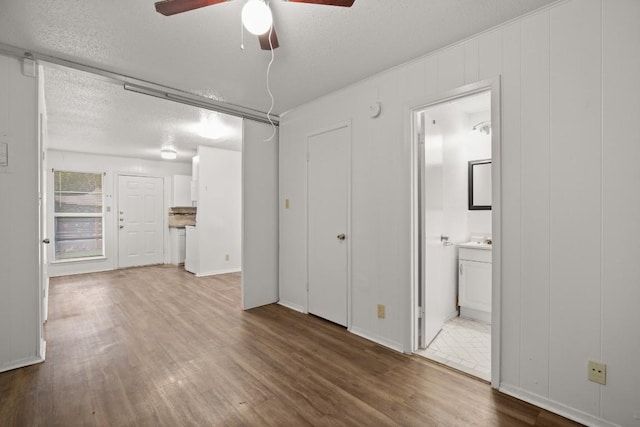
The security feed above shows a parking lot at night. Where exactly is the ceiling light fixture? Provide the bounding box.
[161,145,177,160]
[193,111,230,140]
[472,121,491,135]
[241,0,273,35]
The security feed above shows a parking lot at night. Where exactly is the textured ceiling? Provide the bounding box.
[0,0,558,116]
[43,66,243,161]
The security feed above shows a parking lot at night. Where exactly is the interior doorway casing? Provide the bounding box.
[407,78,502,388]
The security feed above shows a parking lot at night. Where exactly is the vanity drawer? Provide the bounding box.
[459,248,492,263]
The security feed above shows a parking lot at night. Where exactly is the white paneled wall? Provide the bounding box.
[601,1,640,425]
[279,0,640,425]
[549,0,602,415]
[241,120,279,310]
[0,55,42,372]
[519,10,551,397]
[499,19,522,389]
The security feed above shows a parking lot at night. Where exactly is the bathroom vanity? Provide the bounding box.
[458,239,492,323]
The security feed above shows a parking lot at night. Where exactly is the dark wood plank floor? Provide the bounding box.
[0,265,582,426]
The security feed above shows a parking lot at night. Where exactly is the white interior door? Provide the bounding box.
[307,124,349,327]
[39,112,49,324]
[242,120,279,310]
[421,112,447,348]
[118,175,164,268]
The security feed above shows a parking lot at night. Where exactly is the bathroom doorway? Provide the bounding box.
[410,81,500,384]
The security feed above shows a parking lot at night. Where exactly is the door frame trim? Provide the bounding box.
[305,120,352,329]
[115,173,167,269]
[406,77,502,388]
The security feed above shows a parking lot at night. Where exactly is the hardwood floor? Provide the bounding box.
[0,265,582,426]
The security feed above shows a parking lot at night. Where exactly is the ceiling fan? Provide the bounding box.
[154,0,356,50]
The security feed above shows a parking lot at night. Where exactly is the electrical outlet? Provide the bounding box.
[225,254,230,261]
[588,361,606,385]
[377,304,385,319]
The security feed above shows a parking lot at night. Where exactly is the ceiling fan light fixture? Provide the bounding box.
[242,0,273,35]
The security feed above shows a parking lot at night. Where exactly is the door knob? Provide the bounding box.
[42,238,50,244]
[440,234,449,242]
[337,233,346,240]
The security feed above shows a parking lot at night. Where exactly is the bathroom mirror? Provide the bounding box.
[468,159,491,210]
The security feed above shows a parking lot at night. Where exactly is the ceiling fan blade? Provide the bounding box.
[286,0,355,6]
[155,0,231,16]
[259,27,280,50]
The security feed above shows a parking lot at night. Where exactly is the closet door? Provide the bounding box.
[307,124,350,327]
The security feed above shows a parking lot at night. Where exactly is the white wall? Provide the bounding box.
[278,1,640,425]
[196,146,242,275]
[46,150,191,277]
[242,120,279,309]
[423,100,492,245]
[465,110,492,235]
[0,54,42,372]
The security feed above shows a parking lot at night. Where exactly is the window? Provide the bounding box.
[53,171,104,261]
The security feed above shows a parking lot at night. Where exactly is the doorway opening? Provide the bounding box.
[39,63,245,282]
[411,82,500,384]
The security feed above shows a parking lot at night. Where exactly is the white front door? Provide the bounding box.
[307,124,350,327]
[118,175,164,268]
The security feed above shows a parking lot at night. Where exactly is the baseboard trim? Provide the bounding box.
[195,268,241,277]
[278,300,306,313]
[444,309,459,323]
[0,354,45,374]
[350,326,404,353]
[460,307,491,323]
[499,384,617,427]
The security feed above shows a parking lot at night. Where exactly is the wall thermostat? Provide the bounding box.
[369,101,382,118]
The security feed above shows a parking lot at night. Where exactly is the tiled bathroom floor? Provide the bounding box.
[415,316,491,381]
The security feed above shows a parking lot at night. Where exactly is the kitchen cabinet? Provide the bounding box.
[173,174,192,207]
[169,227,186,265]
